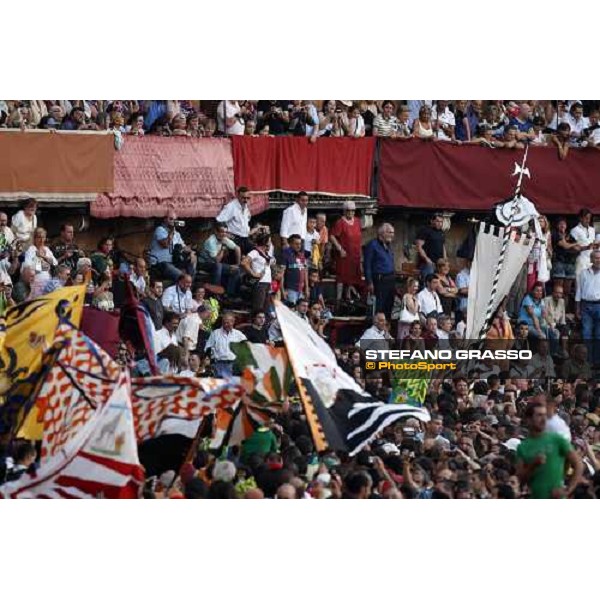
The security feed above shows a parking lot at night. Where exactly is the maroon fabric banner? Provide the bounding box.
[232,136,376,197]
[378,139,600,214]
[80,307,120,359]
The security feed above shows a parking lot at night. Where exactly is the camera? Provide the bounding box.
[173,220,186,228]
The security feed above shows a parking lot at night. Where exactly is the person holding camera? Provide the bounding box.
[51,223,83,279]
[149,210,195,283]
[200,223,241,297]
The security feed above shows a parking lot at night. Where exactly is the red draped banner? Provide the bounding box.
[378,139,600,214]
[232,136,376,197]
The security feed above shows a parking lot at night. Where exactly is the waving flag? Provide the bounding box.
[130,376,245,443]
[232,341,292,403]
[275,301,430,455]
[0,286,86,436]
[0,372,144,499]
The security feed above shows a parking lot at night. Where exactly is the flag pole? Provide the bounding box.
[477,145,531,341]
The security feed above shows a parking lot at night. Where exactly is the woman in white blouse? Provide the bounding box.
[23,227,57,298]
[11,198,38,250]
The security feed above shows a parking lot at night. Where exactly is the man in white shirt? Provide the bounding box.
[566,102,589,143]
[570,208,596,275]
[130,258,148,297]
[545,395,571,442]
[417,274,443,321]
[280,192,309,249]
[162,274,194,316]
[0,212,15,249]
[154,312,180,355]
[205,312,247,378]
[216,186,258,253]
[216,100,246,136]
[576,249,600,365]
[431,101,455,141]
[357,312,393,350]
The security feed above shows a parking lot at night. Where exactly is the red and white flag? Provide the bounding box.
[1,372,144,499]
[131,376,246,442]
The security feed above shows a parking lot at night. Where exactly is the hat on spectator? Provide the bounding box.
[586,413,600,426]
[338,101,353,107]
[342,200,356,211]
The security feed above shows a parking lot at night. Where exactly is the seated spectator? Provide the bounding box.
[243,310,270,344]
[519,282,553,340]
[130,258,148,297]
[343,105,366,138]
[566,101,589,144]
[372,101,398,137]
[530,339,556,378]
[43,264,71,295]
[90,237,114,285]
[154,311,180,356]
[11,197,38,250]
[162,273,194,316]
[561,344,592,380]
[422,315,439,349]
[244,120,258,136]
[23,227,58,298]
[530,116,548,146]
[281,234,308,305]
[295,298,310,320]
[12,265,35,304]
[199,223,241,297]
[126,113,145,136]
[463,123,503,148]
[171,113,188,136]
[582,109,600,147]
[395,104,412,137]
[61,106,86,131]
[401,320,425,352]
[51,223,83,278]
[358,312,393,348]
[454,100,470,141]
[186,112,203,138]
[149,211,195,282]
[543,283,566,335]
[92,273,115,311]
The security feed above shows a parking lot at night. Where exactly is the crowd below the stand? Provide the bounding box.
[2,100,600,158]
[1,137,600,497]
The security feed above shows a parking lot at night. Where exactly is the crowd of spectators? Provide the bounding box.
[2,100,600,157]
[2,102,600,497]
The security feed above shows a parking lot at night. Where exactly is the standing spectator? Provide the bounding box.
[261,102,289,136]
[582,109,600,147]
[516,402,582,499]
[571,208,596,276]
[200,223,241,297]
[216,187,255,254]
[288,101,319,141]
[412,105,434,140]
[530,117,548,146]
[509,103,535,143]
[216,100,246,136]
[431,100,455,141]
[417,274,443,321]
[315,213,329,272]
[435,259,458,316]
[415,214,446,280]
[11,198,38,250]
[363,223,396,318]
[575,250,600,367]
[551,122,572,160]
[23,227,57,299]
[281,234,308,305]
[372,101,398,138]
[60,106,86,131]
[454,100,470,141]
[143,280,164,332]
[396,105,412,137]
[280,192,309,249]
[244,232,274,314]
[330,201,363,303]
[12,266,35,304]
[205,312,247,378]
[242,311,270,344]
[149,211,194,282]
[51,223,81,278]
[304,216,321,269]
[566,102,589,144]
[455,260,471,323]
[343,105,366,138]
[392,277,419,341]
[92,274,115,311]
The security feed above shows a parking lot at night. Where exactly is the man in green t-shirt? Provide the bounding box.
[516,402,583,499]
